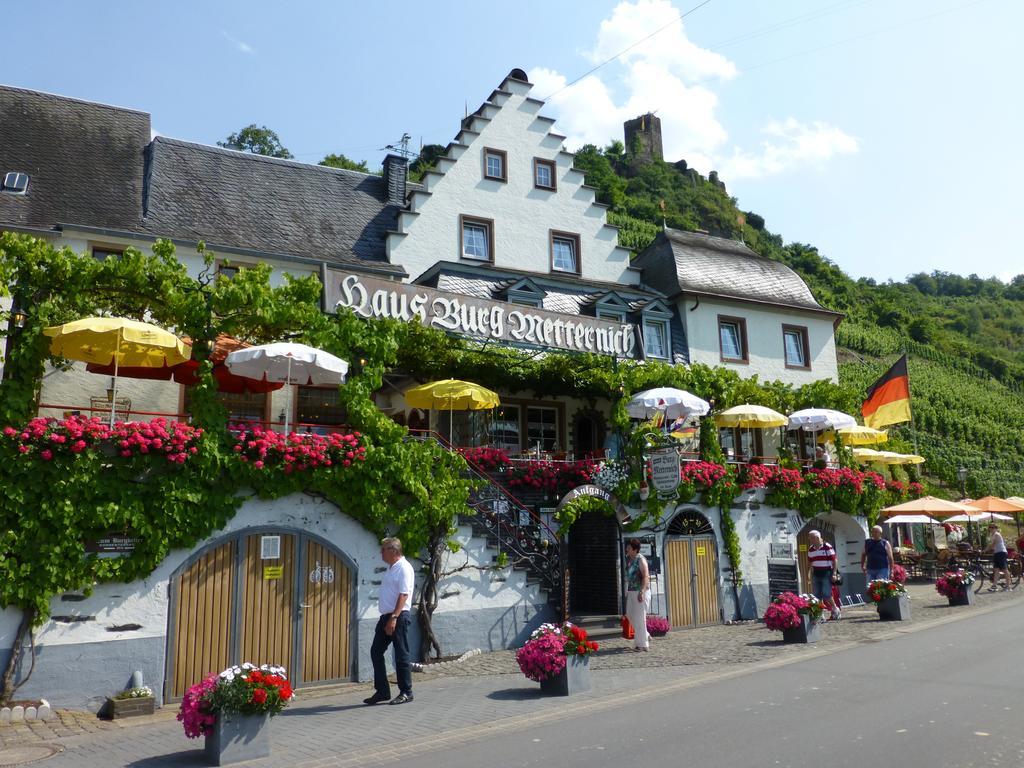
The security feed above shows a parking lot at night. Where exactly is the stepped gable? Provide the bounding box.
[0,85,150,232]
[141,137,404,273]
[637,228,840,315]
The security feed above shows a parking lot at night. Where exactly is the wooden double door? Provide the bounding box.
[166,531,352,701]
[665,536,721,627]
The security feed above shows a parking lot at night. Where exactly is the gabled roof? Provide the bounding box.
[0,85,150,232]
[140,137,402,272]
[0,84,404,275]
[635,228,839,315]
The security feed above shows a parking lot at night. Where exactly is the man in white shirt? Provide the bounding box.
[364,537,416,705]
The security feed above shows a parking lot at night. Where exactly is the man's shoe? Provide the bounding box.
[389,693,414,705]
[363,692,389,705]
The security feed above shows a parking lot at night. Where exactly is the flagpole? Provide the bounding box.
[903,347,920,459]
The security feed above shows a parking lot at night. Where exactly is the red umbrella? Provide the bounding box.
[87,334,284,394]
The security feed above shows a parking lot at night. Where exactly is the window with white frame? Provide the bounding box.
[534,158,556,190]
[483,148,507,182]
[783,325,811,369]
[718,316,748,363]
[526,406,559,452]
[550,232,580,274]
[460,215,493,261]
[643,318,670,359]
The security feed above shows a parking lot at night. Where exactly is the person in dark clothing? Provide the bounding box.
[861,525,895,581]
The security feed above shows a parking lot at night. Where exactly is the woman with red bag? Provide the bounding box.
[624,538,650,651]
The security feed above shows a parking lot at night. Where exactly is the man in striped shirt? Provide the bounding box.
[808,530,841,620]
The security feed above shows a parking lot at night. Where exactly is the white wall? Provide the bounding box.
[388,80,636,286]
[679,296,839,385]
[0,494,382,650]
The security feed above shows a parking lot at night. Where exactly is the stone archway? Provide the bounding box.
[556,486,629,615]
[796,513,865,597]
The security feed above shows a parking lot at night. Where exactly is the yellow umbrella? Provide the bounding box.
[44,316,190,425]
[714,404,787,428]
[404,379,500,447]
[852,448,886,463]
[830,425,889,445]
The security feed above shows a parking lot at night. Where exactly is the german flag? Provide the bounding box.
[862,355,911,429]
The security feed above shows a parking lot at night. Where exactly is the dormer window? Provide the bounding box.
[534,158,556,190]
[1,172,29,194]
[550,231,580,274]
[504,278,546,308]
[483,148,507,182]
[594,292,629,323]
[640,300,674,361]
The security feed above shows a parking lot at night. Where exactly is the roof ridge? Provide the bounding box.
[151,136,381,180]
[0,83,150,117]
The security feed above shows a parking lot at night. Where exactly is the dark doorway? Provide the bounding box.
[572,411,606,458]
[568,509,620,614]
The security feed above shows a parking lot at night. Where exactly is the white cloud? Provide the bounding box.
[530,0,857,180]
[221,30,255,55]
[721,119,860,180]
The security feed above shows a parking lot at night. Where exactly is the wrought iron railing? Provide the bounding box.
[406,430,563,598]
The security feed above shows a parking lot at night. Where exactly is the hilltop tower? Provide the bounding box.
[623,113,663,166]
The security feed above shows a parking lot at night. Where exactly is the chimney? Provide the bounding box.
[382,154,408,206]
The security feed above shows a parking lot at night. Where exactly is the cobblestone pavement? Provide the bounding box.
[0,582,1017,767]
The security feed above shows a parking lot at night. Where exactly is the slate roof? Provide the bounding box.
[140,138,402,272]
[0,85,149,232]
[420,264,664,317]
[0,85,403,275]
[635,228,838,314]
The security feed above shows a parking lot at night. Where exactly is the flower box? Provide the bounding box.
[106,695,155,719]
[539,655,591,696]
[947,587,975,607]
[877,594,911,621]
[204,711,271,766]
[781,614,821,644]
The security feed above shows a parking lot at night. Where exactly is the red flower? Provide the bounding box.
[251,687,267,704]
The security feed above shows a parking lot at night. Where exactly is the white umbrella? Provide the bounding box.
[626,387,710,420]
[787,408,857,432]
[224,342,349,433]
[945,511,1014,522]
[885,514,939,524]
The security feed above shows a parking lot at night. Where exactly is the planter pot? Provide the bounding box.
[204,712,271,766]
[106,695,155,719]
[877,594,911,621]
[781,614,821,644]
[648,630,668,638]
[540,655,591,696]
[947,586,975,607]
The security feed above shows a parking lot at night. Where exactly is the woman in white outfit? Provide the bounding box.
[624,538,650,651]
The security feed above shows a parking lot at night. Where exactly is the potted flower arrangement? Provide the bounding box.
[763,592,824,643]
[106,686,154,719]
[936,569,975,606]
[890,563,908,584]
[178,663,294,766]
[867,579,910,621]
[646,615,670,637]
[516,622,598,696]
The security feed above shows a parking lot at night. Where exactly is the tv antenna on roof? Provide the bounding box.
[381,133,415,159]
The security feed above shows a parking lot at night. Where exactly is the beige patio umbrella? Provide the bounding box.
[881,496,981,519]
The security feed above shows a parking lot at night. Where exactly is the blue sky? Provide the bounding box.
[4,0,1019,283]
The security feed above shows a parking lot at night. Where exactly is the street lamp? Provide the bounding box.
[957,466,968,500]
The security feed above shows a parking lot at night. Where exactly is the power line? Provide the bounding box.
[540,0,715,101]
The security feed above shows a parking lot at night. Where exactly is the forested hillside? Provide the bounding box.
[571,143,1024,498]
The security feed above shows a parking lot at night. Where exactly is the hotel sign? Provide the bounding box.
[325,272,638,358]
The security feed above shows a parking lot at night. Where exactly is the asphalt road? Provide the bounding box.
[404,602,1024,768]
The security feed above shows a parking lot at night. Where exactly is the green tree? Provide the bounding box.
[217,124,293,159]
[319,153,370,173]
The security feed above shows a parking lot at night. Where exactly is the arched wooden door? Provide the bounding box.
[664,510,721,628]
[166,530,354,701]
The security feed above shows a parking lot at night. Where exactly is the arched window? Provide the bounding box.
[667,509,713,536]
